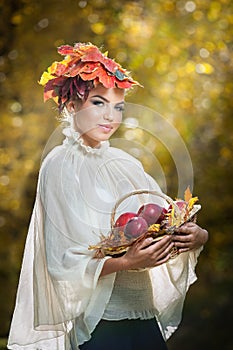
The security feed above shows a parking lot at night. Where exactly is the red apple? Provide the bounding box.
[138,203,165,225]
[124,217,148,239]
[157,207,169,224]
[174,200,187,212]
[114,212,138,229]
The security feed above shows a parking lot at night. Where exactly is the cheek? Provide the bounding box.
[74,109,100,131]
[111,114,122,132]
[113,112,123,124]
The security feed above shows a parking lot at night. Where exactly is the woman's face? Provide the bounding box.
[69,85,125,148]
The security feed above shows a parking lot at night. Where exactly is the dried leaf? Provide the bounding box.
[58,45,77,56]
[188,196,199,211]
[184,186,192,202]
[89,187,202,256]
[148,224,160,232]
[39,43,140,106]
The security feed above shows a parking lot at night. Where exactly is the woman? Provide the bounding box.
[7,43,208,350]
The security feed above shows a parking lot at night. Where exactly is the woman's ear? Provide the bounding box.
[66,101,75,113]
[66,100,78,113]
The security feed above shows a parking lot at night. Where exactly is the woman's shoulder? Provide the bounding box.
[108,146,143,166]
[39,145,68,179]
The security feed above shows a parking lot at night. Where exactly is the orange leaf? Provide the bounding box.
[184,186,192,202]
[98,71,116,88]
[116,80,136,89]
[79,67,101,81]
[44,89,57,102]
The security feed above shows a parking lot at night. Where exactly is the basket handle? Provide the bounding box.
[110,189,181,229]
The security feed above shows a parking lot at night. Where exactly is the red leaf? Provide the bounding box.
[81,47,118,73]
[57,45,77,56]
[69,61,98,77]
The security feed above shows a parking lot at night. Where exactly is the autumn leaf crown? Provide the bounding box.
[38,42,141,111]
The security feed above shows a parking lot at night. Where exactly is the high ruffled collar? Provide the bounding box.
[62,126,109,155]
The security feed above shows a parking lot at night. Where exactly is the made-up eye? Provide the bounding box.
[114,103,125,112]
[91,99,105,107]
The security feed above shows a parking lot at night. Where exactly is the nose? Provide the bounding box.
[103,104,114,122]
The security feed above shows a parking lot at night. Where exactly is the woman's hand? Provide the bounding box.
[100,223,208,277]
[100,235,174,276]
[121,235,174,270]
[172,222,208,253]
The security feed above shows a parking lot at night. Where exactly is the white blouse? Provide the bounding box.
[102,269,156,321]
[7,126,202,349]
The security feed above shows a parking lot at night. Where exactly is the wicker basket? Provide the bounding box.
[89,189,201,258]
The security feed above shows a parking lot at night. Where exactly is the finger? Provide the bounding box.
[174,241,191,249]
[178,248,190,253]
[139,235,172,251]
[148,237,173,255]
[173,234,193,244]
[177,222,197,233]
[153,255,171,266]
[176,226,190,234]
[137,237,154,249]
[153,245,175,266]
[155,235,173,247]
[154,241,174,261]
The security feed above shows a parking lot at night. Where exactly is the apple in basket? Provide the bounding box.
[124,217,148,239]
[114,212,138,229]
[174,200,187,211]
[138,203,167,225]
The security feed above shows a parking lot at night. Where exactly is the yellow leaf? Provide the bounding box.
[148,224,160,232]
[188,196,199,210]
[168,206,178,226]
[38,71,54,86]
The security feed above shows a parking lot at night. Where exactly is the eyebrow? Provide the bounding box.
[90,95,124,105]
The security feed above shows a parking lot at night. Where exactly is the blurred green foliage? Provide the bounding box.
[0,0,232,349]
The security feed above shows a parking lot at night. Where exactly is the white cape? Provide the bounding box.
[8,128,202,349]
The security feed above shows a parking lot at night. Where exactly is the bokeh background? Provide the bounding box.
[0,0,232,349]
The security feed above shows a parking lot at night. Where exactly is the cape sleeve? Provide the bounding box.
[7,151,116,349]
[7,196,70,350]
[145,169,204,340]
[35,153,116,328]
[150,247,203,340]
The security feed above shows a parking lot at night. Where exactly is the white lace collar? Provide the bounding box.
[62,126,110,155]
